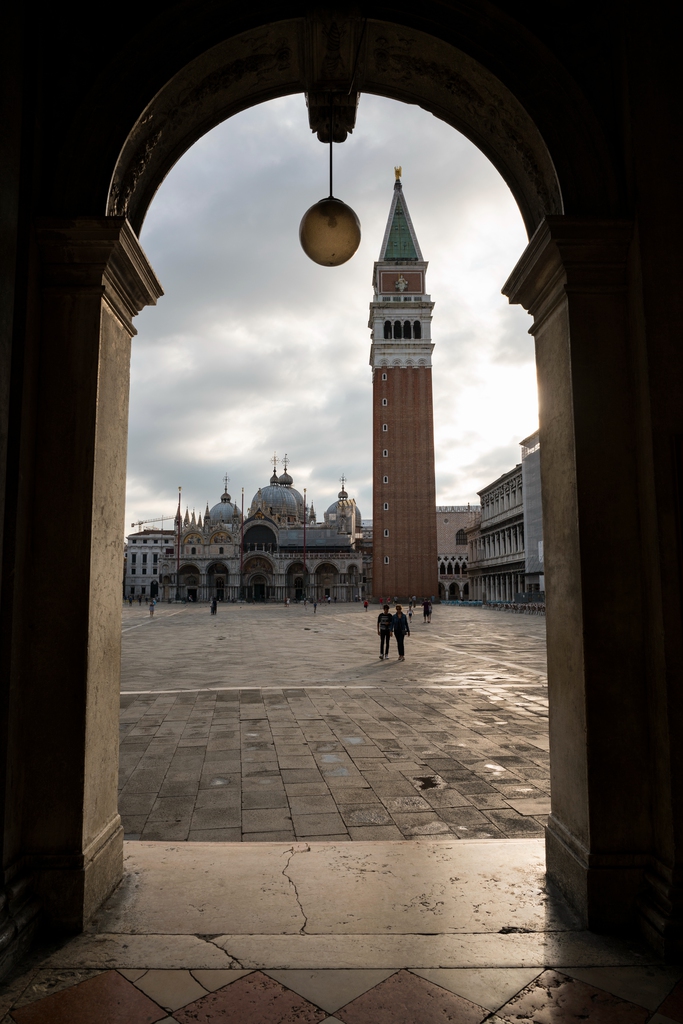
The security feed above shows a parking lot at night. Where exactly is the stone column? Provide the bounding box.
[24,219,162,929]
[503,217,681,944]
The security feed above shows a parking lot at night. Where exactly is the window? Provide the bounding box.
[219,546,224,554]
[142,568,147,575]
[383,449,388,457]
[456,529,467,545]
[191,547,196,554]
[383,502,389,510]
[129,586,135,594]
[153,553,158,564]
[153,539,158,544]
[413,321,421,339]
[143,540,148,544]
[382,424,388,431]
[393,320,401,338]
[382,398,387,406]
[153,568,157,574]
[383,320,392,339]
[141,587,146,595]
[131,568,136,574]
[384,556,390,564]
[131,553,137,564]
[132,539,137,544]
[384,529,389,537]
[383,476,388,483]
[382,373,387,380]
[141,553,147,564]
[403,320,411,339]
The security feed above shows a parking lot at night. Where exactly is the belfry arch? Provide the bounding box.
[3,2,682,970]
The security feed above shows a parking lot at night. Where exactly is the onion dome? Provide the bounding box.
[209,488,241,523]
[278,469,293,486]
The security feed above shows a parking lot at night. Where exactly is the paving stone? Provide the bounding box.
[173,970,326,1023]
[133,969,207,1011]
[292,812,347,835]
[347,825,404,839]
[242,831,296,842]
[242,808,293,832]
[495,969,650,1023]
[188,828,242,841]
[335,969,487,1023]
[10,969,166,1024]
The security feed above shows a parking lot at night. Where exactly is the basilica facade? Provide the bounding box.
[124,462,367,603]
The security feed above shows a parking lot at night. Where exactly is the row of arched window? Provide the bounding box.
[439,560,464,576]
[383,320,422,339]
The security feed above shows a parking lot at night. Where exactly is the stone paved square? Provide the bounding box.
[120,603,548,841]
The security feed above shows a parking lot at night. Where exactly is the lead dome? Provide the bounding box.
[208,489,241,523]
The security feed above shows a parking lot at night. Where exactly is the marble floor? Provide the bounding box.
[1,840,680,1022]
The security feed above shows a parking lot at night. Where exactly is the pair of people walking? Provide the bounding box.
[377,603,410,661]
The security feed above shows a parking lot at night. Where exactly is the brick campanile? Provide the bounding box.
[369,170,438,601]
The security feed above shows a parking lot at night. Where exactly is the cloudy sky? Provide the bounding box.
[126,93,536,532]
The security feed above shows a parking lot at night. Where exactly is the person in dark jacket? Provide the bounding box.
[377,604,393,659]
[392,604,410,661]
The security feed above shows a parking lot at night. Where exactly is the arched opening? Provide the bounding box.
[7,6,670,964]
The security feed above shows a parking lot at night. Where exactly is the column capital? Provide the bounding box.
[36,217,163,333]
[502,217,632,329]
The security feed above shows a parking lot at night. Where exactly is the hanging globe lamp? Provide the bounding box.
[299,100,361,266]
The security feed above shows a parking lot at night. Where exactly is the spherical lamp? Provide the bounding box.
[299,197,361,267]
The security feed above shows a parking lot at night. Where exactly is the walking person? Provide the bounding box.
[392,604,410,660]
[313,600,317,614]
[377,604,393,660]
[363,599,369,612]
[422,598,430,623]
[148,599,155,618]
[211,596,217,615]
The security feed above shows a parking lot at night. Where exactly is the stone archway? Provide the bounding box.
[5,3,680,959]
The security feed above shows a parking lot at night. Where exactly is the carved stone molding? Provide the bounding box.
[108,18,561,236]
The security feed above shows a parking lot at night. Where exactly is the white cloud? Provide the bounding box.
[127,94,536,530]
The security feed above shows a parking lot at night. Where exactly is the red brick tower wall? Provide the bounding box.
[373,366,438,600]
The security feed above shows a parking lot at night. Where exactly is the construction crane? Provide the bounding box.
[130,514,177,532]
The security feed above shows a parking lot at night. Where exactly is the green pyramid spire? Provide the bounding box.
[384,193,418,260]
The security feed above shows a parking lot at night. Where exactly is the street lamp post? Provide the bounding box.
[303,487,307,602]
[175,486,182,601]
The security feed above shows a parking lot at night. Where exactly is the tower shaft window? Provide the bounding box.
[413,321,421,339]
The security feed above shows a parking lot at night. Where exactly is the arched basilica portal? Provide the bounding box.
[2,1,683,968]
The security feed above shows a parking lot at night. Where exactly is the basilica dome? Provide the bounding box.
[325,485,362,528]
[208,490,241,523]
[252,483,299,520]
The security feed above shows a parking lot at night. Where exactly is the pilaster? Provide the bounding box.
[503,217,683,950]
[20,219,162,929]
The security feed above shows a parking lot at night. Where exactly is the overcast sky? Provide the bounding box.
[126,93,536,533]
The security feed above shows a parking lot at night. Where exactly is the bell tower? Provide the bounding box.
[369,169,438,601]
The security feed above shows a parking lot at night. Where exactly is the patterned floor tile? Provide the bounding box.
[495,969,650,1023]
[172,971,326,1023]
[409,967,543,1012]
[132,970,207,1011]
[658,979,683,1023]
[264,970,397,1013]
[334,969,488,1023]
[560,966,683,1012]
[10,970,167,1024]
[189,970,253,992]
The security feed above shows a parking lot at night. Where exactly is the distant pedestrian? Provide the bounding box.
[377,604,393,660]
[149,600,155,617]
[285,597,290,608]
[408,606,413,624]
[392,604,410,661]
[313,600,317,614]
[423,598,430,622]
[128,595,133,606]
[138,594,142,606]
[211,597,217,615]
[363,599,369,612]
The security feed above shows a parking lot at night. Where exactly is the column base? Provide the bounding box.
[546,816,646,931]
[0,872,41,982]
[637,860,683,959]
[32,816,124,932]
